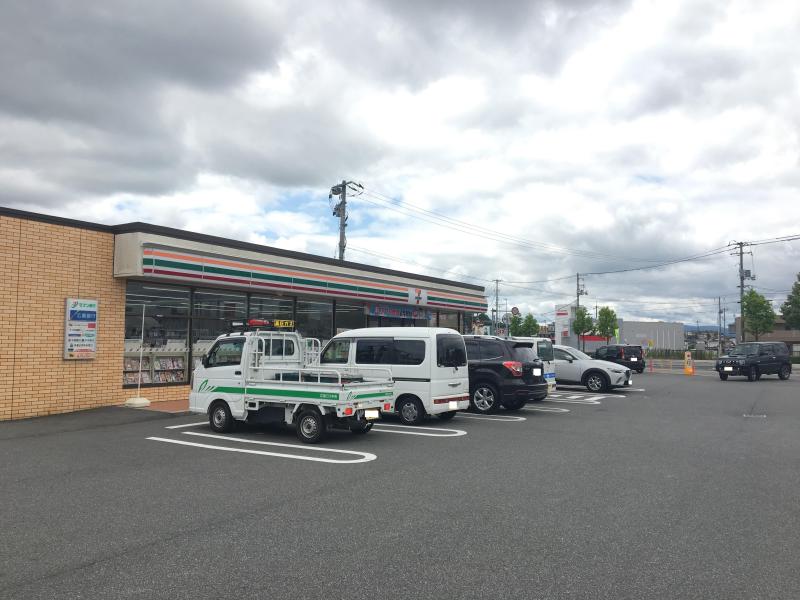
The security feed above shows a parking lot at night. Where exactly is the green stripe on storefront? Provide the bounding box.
[428,295,486,309]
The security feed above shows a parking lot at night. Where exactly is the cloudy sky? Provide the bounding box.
[3,0,799,324]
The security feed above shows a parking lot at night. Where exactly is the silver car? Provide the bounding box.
[553,345,633,392]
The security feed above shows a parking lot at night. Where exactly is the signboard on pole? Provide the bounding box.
[64,298,98,359]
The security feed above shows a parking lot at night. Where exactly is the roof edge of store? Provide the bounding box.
[0,205,484,293]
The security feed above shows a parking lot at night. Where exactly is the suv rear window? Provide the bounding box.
[512,344,536,362]
[480,340,505,360]
[623,346,643,358]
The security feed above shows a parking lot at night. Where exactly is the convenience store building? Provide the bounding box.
[0,207,487,421]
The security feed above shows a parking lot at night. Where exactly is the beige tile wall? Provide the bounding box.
[0,216,189,421]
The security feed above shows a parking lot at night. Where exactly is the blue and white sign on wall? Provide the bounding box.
[64,298,98,360]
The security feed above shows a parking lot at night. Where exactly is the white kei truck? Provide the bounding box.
[189,320,394,443]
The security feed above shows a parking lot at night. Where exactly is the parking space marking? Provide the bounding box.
[545,396,603,405]
[164,421,207,429]
[456,414,527,422]
[523,406,570,413]
[147,433,377,464]
[370,423,467,437]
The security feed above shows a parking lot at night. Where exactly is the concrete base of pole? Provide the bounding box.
[125,396,151,408]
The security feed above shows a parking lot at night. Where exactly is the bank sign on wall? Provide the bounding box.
[64,298,98,360]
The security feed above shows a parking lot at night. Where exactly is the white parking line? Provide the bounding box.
[147,432,376,464]
[456,414,527,422]
[523,406,570,413]
[545,396,603,405]
[370,423,467,437]
[164,421,207,429]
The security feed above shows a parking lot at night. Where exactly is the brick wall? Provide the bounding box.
[0,216,189,421]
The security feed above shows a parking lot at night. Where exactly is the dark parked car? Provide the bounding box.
[594,344,646,373]
[463,335,548,414]
[716,342,792,381]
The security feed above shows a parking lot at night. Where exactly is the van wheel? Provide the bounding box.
[396,397,425,425]
[296,409,327,443]
[747,366,758,382]
[350,421,373,435]
[778,365,791,380]
[470,383,500,414]
[209,401,234,433]
[436,411,457,421]
[584,372,609,393]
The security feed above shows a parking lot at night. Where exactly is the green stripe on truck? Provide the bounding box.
[354,391,394,399]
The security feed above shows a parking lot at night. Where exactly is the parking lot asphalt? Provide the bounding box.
[2,373,800,600]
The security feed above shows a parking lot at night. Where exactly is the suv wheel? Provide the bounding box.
[584,372,608,393]
[718,372,728,381]
[778,364,791,380]
[470,383,500,414]
[747,366,759,382]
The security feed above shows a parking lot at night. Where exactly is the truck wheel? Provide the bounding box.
[747,366,758,382]
[584,372,609,393]
[718,372,728,381]
[778,365,791,380]
[470,383,500,414]
[296,409,327,443]
[436,411,457,421]
[209,401,234,433]
[396,397,425,425]
[350,421,373,435]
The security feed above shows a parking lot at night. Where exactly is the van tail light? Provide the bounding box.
[502,361,523,377]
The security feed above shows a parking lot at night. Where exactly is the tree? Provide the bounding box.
[521,314,539,337]
[509,314,523,336]
[596,306,618,343]
[572,306,594,350]
[742,289,776,340]
[781,273,800,330]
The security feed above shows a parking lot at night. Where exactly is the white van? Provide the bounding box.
[510,336,556,392]
[319,327,469,425]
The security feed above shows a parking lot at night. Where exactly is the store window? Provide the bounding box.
[192,288,247,364]
[438,311,459,330]
[296,299,333,341]
[335,302,365,333]
[250,294,294,323]
[123,282,190,385]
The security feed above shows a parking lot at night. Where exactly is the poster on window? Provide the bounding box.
[64,298,98,359]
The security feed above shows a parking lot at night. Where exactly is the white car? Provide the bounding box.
[553,345,633,392]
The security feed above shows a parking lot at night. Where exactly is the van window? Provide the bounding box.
[481,340,505,360]
[437,334,467,367]
[354,338,426,365]
[207,338,244,367]
[625,346,643,358]
[537,340,554,362]
[595,347,607,359]
[393,340,426,365]
[356,338,394,364]
[321,339,351,364]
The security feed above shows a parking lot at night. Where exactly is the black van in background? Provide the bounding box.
[594,345,646,373]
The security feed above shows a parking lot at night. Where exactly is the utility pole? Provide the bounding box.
[732,241,755,342]
[492,279,501,336]
[330,180,362,261]
[575,273,588,348]
[718,297,722,359]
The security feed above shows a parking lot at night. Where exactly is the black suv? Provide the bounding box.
[594,345,646,373]
[463,336,548,414]
[716,342,792,381]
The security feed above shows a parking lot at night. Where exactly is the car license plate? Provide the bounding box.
[448,400,459,410]
[723,366,733,372]
[533,368,542,376]
[630,357,638,362]
[364,409,380,420]
[626,379,633,385]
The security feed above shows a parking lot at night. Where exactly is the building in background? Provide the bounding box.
[0,207,486,421]
[735,316,800,356]
[553,302,683,352]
